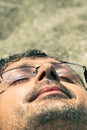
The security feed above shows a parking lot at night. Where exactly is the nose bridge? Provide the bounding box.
[40,63,54,71]
[36,63,59,81]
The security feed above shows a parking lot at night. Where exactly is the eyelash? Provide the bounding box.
[59,76,74,84]
[10,76,75,86]
[10,78,29,86]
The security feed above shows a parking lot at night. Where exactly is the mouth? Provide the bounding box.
[28,85,73,102]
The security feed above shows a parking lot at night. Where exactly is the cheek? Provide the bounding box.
[62,81,87,103]
[0,81,35,128]
[0,87,27,120]
[0,81,34,105]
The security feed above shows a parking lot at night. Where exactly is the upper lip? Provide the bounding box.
[36,86,62,97]
[28,85,73,102]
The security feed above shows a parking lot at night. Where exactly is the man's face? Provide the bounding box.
[0,57,87,130]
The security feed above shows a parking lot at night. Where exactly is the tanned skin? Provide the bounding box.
[0,50,87,130]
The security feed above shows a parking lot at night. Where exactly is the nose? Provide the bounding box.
[35,63,60,82]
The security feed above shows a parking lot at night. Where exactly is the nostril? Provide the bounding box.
[39,71,46,81]
[51,71,58,80]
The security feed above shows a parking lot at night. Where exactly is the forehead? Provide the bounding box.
[5,57,59,70]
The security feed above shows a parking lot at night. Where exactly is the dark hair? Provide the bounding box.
[0,49,48,72]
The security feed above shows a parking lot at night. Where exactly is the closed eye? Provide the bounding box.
[59,76,75,84]
[10,77,29,86]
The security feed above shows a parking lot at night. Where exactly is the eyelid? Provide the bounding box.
[10,77,29,86]
[59,76,75,84]
[54,64,79,82]
[58,71,81,84]
[3,65,35,74]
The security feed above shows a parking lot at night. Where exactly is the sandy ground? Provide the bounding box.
[0,0,87,65]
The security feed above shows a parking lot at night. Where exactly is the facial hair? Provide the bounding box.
[17,100,87,130]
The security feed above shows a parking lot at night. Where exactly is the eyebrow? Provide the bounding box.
[3,62,60,73]
[18,63,30,67]
[15,62,35,68]
[2,63,30,74]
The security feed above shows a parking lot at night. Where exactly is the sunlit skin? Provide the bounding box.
[0,57,87,130]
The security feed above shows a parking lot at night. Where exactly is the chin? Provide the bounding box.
[23,99,87,130]
[14,98,87,130]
